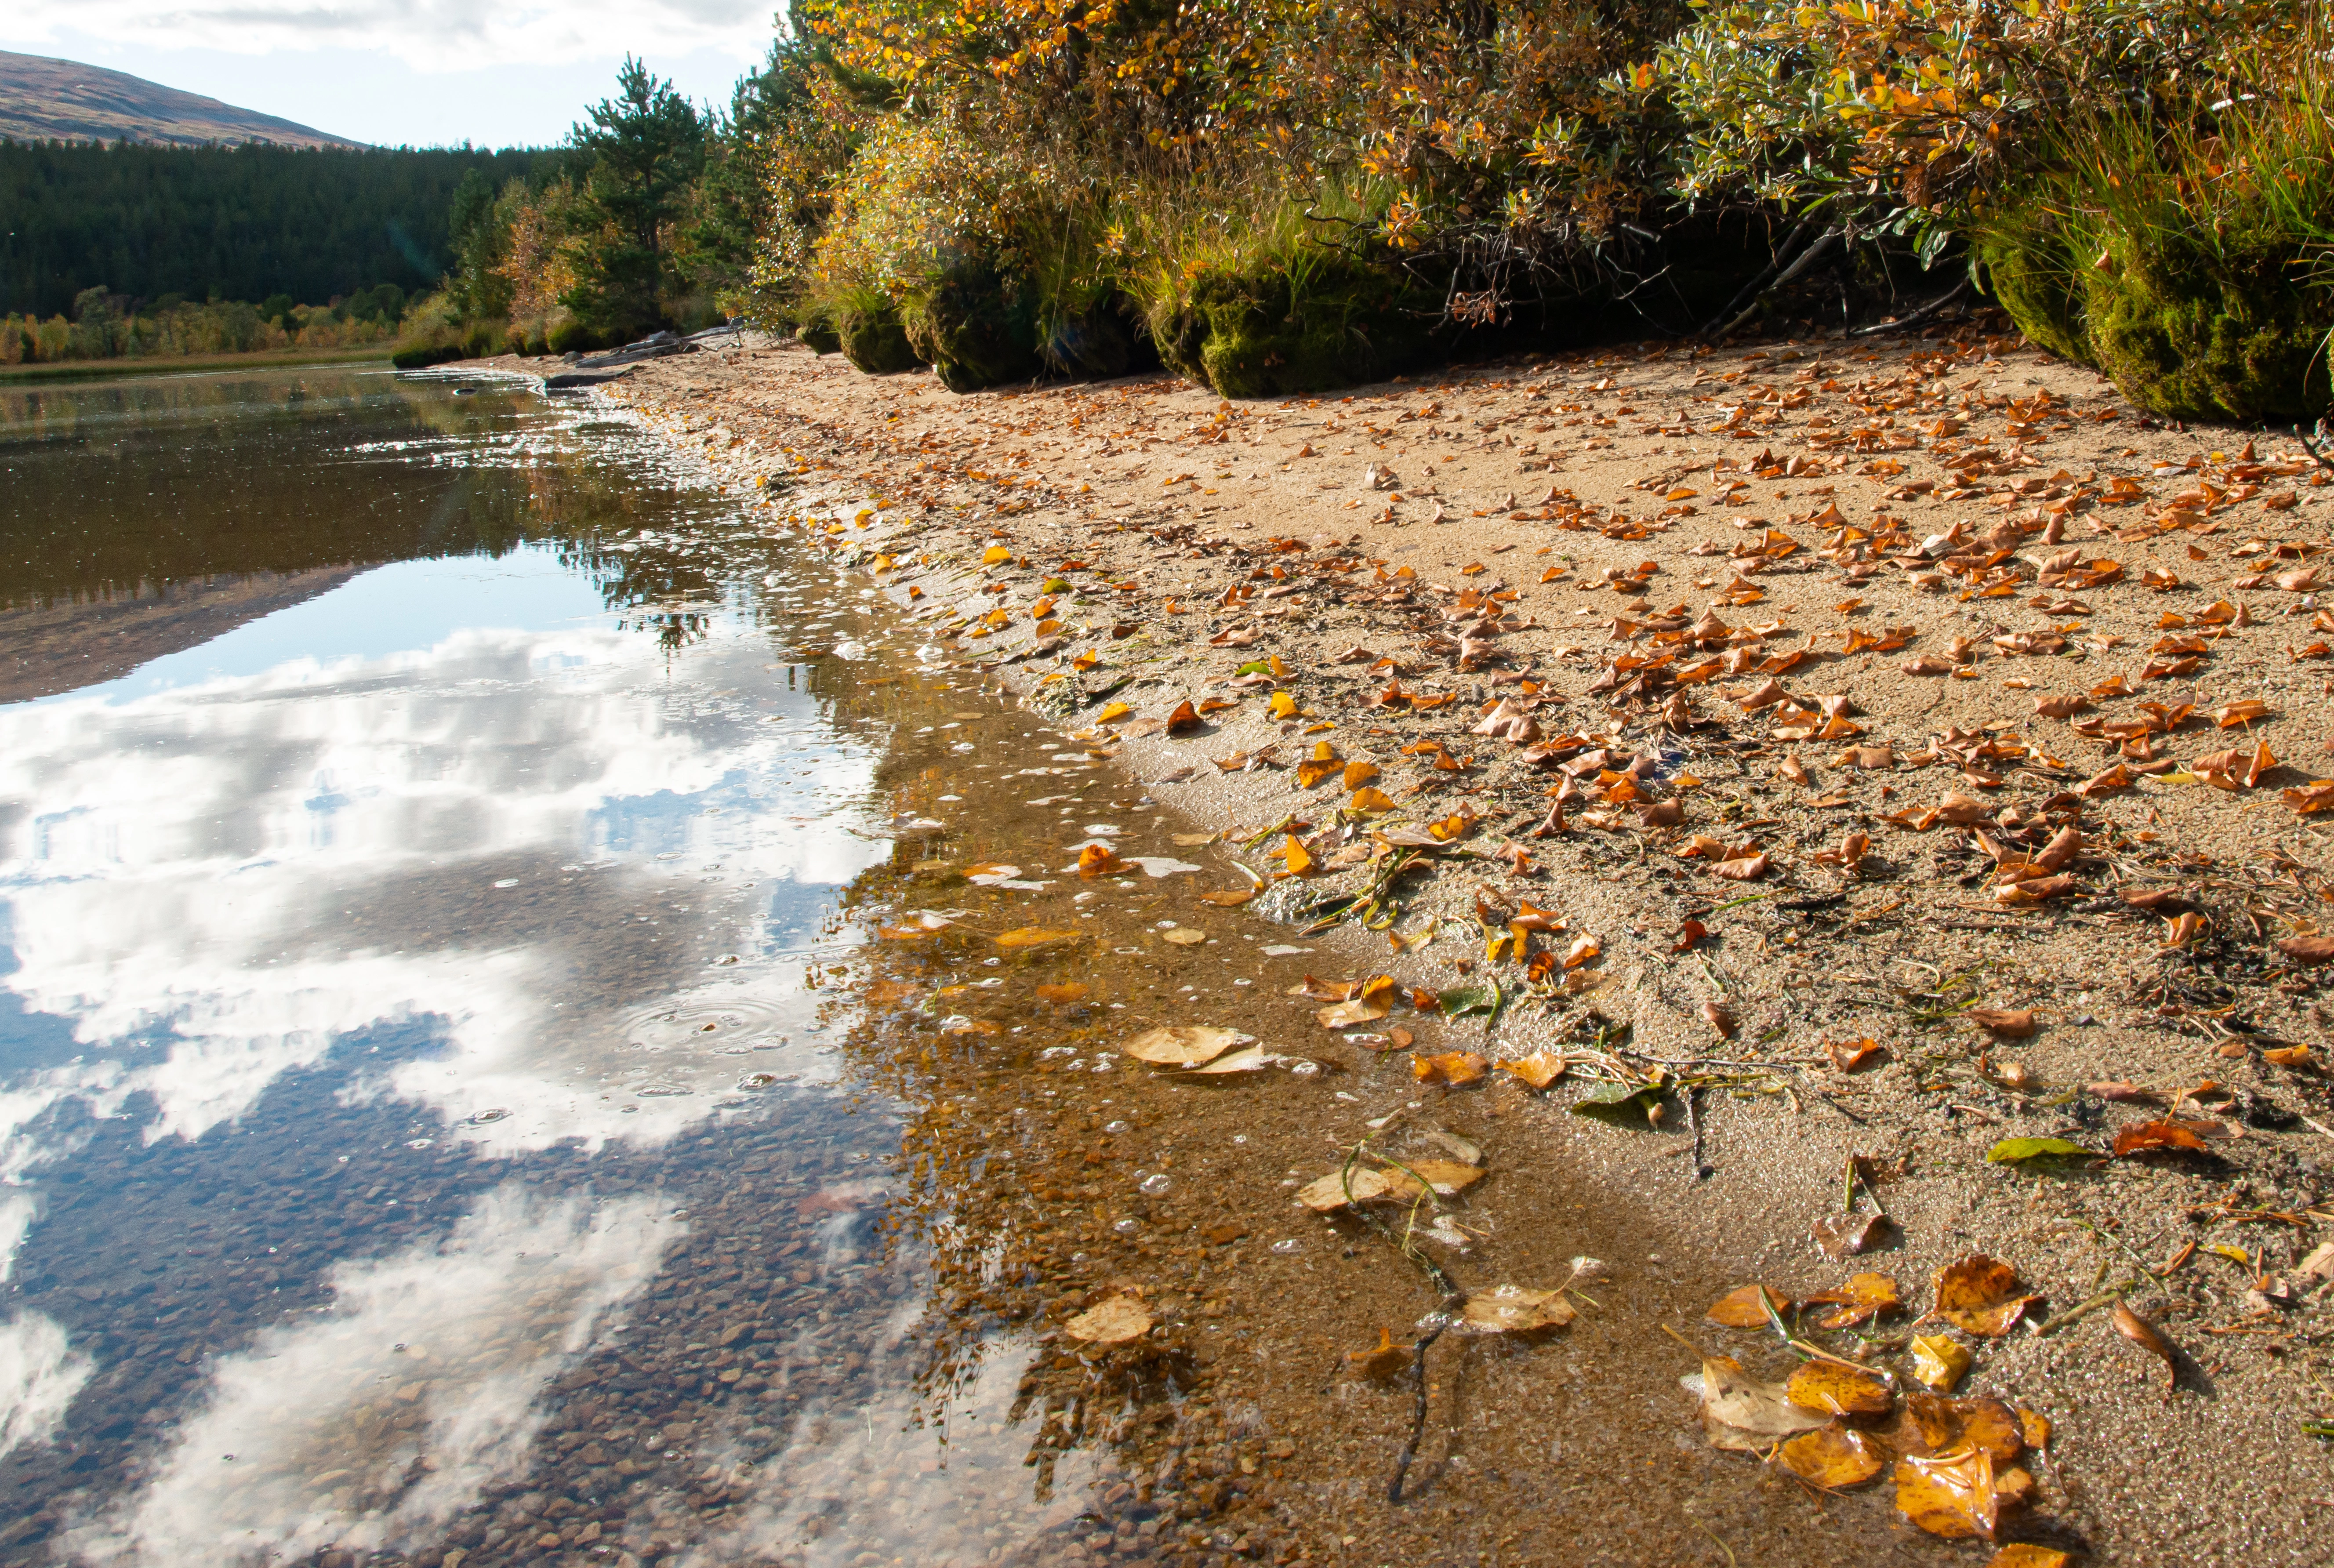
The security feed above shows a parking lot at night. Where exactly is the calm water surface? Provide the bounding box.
[0,367,1266,1568]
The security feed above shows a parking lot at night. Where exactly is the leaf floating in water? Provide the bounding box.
[1035,982,1089,1005]
[1983,1548,2070,1568]
[1121,1026,1249,1066]
[1064,1293,1153,1346]
[1688,1355,1829,1452]
[1316,974,1396,1028]
[1894,1446,2000,1539]
[1934,1256,2041,1338]
[1162,928,1207,946]
[1909,1333,1973,1392]
[1808,1272,1901,1329]
[1458,1285,1575,1334]
[994,926,1082,948]
[1198,887,1256,906]
[1704,1285,1790,1328]
[1774,1425,1886,1489]
[1811,1210,1893,1260]
[1495,1052,1568,1090]
[1411,1051,1489,1086]
[879,912,955,940]
[1785,1360,1895,1416]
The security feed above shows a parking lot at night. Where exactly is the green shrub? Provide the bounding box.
[1147,248,1435,399]
[391,342,468,369]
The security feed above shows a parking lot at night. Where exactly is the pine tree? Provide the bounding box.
[563,58,706,340]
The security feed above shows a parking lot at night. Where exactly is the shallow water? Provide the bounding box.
[0,365,1946,1568]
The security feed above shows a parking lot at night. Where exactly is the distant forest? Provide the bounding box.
[0,140,559,319]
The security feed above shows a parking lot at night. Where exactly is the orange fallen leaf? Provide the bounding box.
[1786,1360,1895,1416]
[1496,1052,1568,1089]
[1705,1284,1789,1327]
[1035,982,1089,1005]
[1827,1038,1881,1072]
[1078,843,1129,876]
[1775,1426,1885,1490]
[2113,1303,2178,1391]
[993,926,1083,948]
[1965,1008,2036,1038]
[1895,1447,2000,1540]
[1412,1051,1489,1086]
[1934,1256,2040,1338]
[1809,1271,1901,1329]
[2111,1119,2211,1156]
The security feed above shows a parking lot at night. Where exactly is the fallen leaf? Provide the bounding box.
[1162,928,1207,946]
[2111,1119,2211,1157]
[2113,1303,2178,1391]
[1459,1285,1576,1333]
[1317,974,1397,1028]
[2276,934,2334,965]
[1934,1256,2040,1338]
[1064,1294,1152,1346]
[1827,1038,1881,1072]
[1895,1447,2000,1539]
[1035,982,1089,1005]
[1811,1272,1901,1329]
[1198,888,1256,906]
[1910,1334,1972,1392]
[1350,785,1398,812]
[1570,1077,1667,1127]
[1077,843,1129,876]
[1984,1136,2095,1169]
[1775,1426,1886,1489]
[1706,1285,1790,1328]
[1296,1165,1409,1211]
[1121,1026,1249,1066]
[1965,1008,2036,1038]
[993,926,1081,947]
[1813,1211,1893,1260]
[1412,1050,1490,1086]
[1692,1355,1830,1451]
[1786,1361,1895,1416]
[1983,1547,2069,1568]
[1496,1052,1568,1090]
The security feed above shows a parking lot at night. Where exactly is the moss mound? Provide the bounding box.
[1151,253,1435,399]
[905,261,1044,392]
[1980,185,2331,423]
[2082,236,2328,423]
[798,321,843,355]
[838,303,922,374]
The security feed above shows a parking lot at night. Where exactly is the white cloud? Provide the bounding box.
[0,1312,93,1466]
[69,1183,678,1566]
[8,1,775,74]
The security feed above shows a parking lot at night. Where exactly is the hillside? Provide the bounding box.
[0,51,360,149]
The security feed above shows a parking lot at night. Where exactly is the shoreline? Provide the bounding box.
[546,328,2334,1563]
[0,345,394,385]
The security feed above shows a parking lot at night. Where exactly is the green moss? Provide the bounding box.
[903,260,1043,392]
[2080,236,2330,423]
[1150,252,1434,399]
[798,321,842,355]
[838,303,921,374]
[1975,212,2094,368]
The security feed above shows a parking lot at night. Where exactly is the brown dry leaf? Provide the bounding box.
[1296,1165,1408,1212]
[1077,843,1129,876]
[864,979,918,1005]
[2113,1303,2178,1391]
[1459,1285,1576,1334]
[1350,785,1398,812]
[2276,933,2334,965]
[1712,849,1771,881]
[1910,1334,1972,1392]
[1827,1038,1882,1072]
[1035,982,1089,1005]
[1165,700,1203,733]
[1934,1256,2040,1338]
[1064,1294,1153,1346]
[1786,1360,1895,1417]
[1412,1050,1490,1086]
[1496,1052,1569,1090]
[2111,1119,2211,1156]
[994,926,1082,948]
[1895,1447,2000,1540]
[1811,1272,1901,1329]
[1121,1026,1249,1066]
[1693,1355,1830,1452]
[2018,1409,2052,1451]
[1198,887,1256,907]
[1775,1426,1886,1490]
[1162,928,1207,947]
[1705,1284,1790,1327]
[1400,1159,1486,1195]
[1965,1008,2036,1038]
[1813,1211,1894,1260]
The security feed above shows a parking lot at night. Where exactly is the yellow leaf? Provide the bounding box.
[982,545,1013,566]
[1350,785,1397,812]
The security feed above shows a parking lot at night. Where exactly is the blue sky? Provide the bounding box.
[3,3,777,149]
